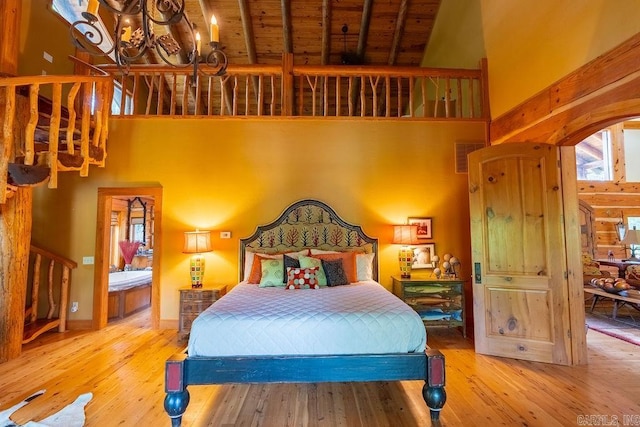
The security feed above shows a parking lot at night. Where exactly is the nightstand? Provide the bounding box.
[178,285,227,341]
[392,275,466,337]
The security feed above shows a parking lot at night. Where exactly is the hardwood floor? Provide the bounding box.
[1,310,639,426]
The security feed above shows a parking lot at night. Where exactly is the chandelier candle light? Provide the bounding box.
[393,225,418,278]
[71,0,228,81]
[183,230,213,288]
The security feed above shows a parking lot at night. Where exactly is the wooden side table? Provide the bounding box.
[178,285,227,341]
[392,275,466,337]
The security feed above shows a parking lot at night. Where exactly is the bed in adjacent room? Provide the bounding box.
[108,269,152,320]
[164,199,446,426]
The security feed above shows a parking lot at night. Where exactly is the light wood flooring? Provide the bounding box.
[0,310,639,427]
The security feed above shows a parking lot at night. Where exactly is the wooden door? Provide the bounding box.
[468,143,573,365]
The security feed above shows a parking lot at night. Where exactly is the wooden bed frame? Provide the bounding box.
[164,199,446,426]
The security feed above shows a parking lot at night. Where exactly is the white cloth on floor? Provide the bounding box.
[0,391,92,427]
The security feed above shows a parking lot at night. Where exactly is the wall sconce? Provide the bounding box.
[183,230,213,288]
[621,226,640,261]
[393,225,418,278]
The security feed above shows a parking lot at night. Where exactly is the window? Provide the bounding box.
[575,129,613,181]
[89,81,132,115]
[628,217,640,257]
[51,0,115,58]
[131,221,145,244]
[111,82,133,115]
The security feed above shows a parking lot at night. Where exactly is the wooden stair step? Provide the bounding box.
[22,318,61,344]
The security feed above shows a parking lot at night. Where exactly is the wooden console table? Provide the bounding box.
[596,259,640,278]
[584,286,640,319]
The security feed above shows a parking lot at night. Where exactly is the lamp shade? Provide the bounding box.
[183,230,212,254]
[393,225,418,245]
[621,227,640,246]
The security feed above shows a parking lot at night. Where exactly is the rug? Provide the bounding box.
[585,309,640,347]
[0,391,92,427]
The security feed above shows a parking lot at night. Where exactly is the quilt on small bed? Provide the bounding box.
[188,281,426,357]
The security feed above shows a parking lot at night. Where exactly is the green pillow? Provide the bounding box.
[298,255,328,286]
[259,258,285,287]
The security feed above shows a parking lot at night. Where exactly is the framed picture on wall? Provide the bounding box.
[408,217,432,239]
[412,243,436,269]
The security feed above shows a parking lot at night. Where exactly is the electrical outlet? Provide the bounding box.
[220,231,231,239]
[82,256,94,265]
[71,302,79,313]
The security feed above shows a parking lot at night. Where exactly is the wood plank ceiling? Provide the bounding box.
[124,0,442,68]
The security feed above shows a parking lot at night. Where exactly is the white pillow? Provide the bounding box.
[356,253,375,281]
[243,249,308,280]
[309,249,340,255]
[243,251,279,281]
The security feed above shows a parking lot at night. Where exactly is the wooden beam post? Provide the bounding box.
[0,0,20,77]
[0,0,32,363]
[0,188,32,362]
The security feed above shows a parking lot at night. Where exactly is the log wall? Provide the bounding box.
[578,181,640,261]
[577,122,640,263]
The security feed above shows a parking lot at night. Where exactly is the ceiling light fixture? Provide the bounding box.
[70,0,227,81]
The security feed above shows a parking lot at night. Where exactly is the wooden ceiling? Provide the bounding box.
[104,0,442,68]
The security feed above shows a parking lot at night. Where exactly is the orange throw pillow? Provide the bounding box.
[314,251,357,284]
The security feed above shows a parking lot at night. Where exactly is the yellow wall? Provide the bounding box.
[32,119,485,322]
[478,0,640,118]
[421,0,486,69]
[18,1,75,77]
[420,0,640,118]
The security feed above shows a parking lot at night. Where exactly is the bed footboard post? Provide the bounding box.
[423,349,446,421]
[165,353,190,427]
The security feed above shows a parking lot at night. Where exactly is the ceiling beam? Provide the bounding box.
[238,0,260,103]
[388,0,409,65]
[238,0,257,64]
[281,0,293,53]
[356,0,373,60]
[321,0,331,65]
[348,0,373,115]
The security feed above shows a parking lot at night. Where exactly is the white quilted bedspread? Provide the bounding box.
[188,281,426,357]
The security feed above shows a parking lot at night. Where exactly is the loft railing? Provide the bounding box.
[102,55,488,120]
[24,244,78,344]
[0,61,112,203]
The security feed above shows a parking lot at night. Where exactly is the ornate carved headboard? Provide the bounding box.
[239,199,378,281]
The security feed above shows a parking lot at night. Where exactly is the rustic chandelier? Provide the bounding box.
[70,0,227,80]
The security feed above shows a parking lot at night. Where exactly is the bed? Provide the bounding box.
[164,199,446,426]
[107,270,152,320]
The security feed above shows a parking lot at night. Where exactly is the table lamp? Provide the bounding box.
[183,230,213,288]
[393,225,418,278]
[621,226,640,262]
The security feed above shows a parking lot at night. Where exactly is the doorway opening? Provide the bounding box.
[93,187,163,330]
[574,121,640,344]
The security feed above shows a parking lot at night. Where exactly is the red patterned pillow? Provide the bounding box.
[285,267,320,289]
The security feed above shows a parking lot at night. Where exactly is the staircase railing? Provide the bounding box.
[0,61,113,203]
[24,245,78,344]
